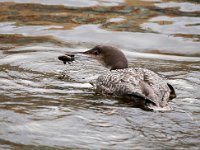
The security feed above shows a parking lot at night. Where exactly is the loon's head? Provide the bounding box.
[84,45,128,70]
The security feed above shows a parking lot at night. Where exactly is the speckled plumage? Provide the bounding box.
[96,68,173,109]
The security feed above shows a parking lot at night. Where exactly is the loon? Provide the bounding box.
[59,45,176,111]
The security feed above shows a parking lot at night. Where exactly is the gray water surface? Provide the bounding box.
[0,0,200,149]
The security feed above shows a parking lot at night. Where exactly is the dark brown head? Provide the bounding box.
[84,45,128,70]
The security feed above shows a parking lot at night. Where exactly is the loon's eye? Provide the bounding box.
[94,50,99,55]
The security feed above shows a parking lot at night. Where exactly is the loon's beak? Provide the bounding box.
[58,50,93,65]
[58,45,100,64]
[83,49,93,55]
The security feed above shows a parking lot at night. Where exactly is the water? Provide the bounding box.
[0,0,200,149]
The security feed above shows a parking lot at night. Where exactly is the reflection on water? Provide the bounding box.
[0,0,124,7]
[142,16,200,35]
[0,0,200,149]
[1,22,200,56]
[155,1,200,12]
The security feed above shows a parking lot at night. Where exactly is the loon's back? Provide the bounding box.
[96,68,176,110]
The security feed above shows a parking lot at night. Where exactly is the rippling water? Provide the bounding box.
[0,0,200,149]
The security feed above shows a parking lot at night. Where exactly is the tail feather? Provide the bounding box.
[167,83,176,100]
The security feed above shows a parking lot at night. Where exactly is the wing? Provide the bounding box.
[136,68,173,107]
[96,68,173,108]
